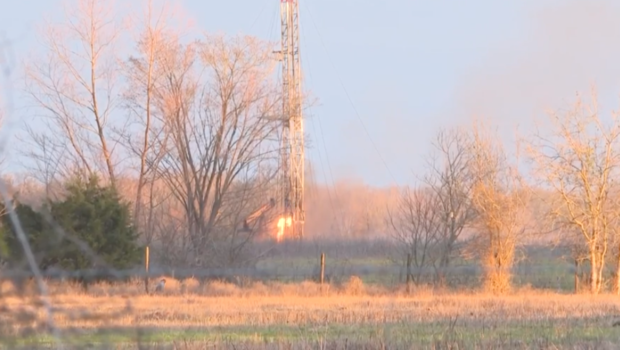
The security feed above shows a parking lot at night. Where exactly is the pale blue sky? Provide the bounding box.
[2,0,620,187]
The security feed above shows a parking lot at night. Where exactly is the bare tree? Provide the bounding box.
[528,91,620,294]
[24,0,124,187]
[468,122,529,293]
[423,127,478,283]
[388,186,440,284]
[120,0,178,241]
[127,176,184,266]
[19,128,68,200]
[150,34,280,267]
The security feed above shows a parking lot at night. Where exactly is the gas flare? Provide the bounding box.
[276,216,292,242]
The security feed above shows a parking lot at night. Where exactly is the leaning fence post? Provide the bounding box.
[320,252,325,285]
[144,246,150,293]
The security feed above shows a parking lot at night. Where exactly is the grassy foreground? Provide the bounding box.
[2,278,620,349]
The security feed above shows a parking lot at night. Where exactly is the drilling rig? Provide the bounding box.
[274,0,305,241]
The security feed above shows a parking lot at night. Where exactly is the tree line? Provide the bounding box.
[14,0,282,270]
[0,1,619,295]
[388,94,620,295]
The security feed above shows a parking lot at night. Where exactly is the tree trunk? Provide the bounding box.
[615,254,620,295]
[590,249,599,294]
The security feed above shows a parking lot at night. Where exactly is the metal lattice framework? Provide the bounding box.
[277,0,305,240]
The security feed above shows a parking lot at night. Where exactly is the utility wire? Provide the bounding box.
[247,0,269,33]
[268,4,278,44]
[297,5,341,232]
[301,2,398,185]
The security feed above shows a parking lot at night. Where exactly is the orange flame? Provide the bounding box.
[276,216,292,242]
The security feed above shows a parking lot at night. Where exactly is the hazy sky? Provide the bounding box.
[2,0,620,187]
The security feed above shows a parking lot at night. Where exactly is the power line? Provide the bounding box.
[301,2,398,185]
[297,5,341,232]
[267,2,278,43]
[247,0,269,33]
[308,112,338,212]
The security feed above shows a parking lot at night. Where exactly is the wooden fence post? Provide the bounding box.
[406,253,412,294]
[145,246,150,293]
[574,258,580,294]
[320,252,325,285]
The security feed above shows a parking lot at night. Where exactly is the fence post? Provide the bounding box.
[406,253,412,294]
[320,252,325,285]
[145,246,150,293]
[574,258,580,294]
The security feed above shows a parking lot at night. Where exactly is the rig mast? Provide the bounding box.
[276,0,305,240]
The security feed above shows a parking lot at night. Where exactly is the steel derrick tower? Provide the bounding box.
[275,0,305,240]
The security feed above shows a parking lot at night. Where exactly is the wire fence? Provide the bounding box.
[0,243,587,293]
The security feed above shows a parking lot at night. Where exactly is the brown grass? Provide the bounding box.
[2,277,620,348]
[1,278,620,327]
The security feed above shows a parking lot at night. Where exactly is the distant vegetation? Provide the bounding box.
[0,175,141,273]
[0,0,618,298]
[2,0,620,348]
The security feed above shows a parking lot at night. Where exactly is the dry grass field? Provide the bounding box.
[2,277,620,349]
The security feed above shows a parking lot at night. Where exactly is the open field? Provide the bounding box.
[0,242,612,349]
[3,278,620,349]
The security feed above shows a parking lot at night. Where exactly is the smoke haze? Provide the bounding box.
[453,0,620,143]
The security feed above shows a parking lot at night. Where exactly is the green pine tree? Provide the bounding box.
[0,202,58,268]
[0,175,141,271]
[50,175,142,270]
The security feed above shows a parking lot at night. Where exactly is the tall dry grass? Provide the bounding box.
[0,275,380,298]
[1,276,620,337]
